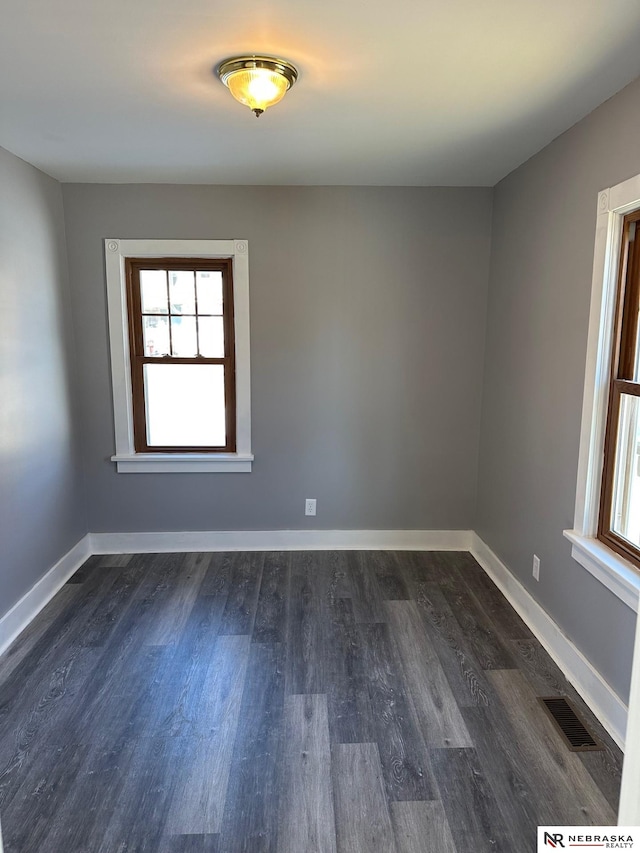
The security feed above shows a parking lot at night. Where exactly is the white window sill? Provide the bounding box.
[563,529,640,612]
[111,453,254,473]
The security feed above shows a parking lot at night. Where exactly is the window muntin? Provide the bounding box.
[125,258,236,453]
[599,212,640,565]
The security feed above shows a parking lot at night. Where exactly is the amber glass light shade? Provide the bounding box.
[217,56,298,117]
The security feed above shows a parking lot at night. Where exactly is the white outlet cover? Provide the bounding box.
[533,555,540,580]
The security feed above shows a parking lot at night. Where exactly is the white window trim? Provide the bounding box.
[565,174,640,612]
[104,238,253,473]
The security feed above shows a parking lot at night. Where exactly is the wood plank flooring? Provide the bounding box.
[0,550,622,852]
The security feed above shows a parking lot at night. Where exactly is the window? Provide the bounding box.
[105,239,252,473]
[599,212,640,565]
[126,259,236,453]
[565,176,640,612]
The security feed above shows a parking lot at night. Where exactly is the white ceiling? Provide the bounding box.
[1,0,640,185]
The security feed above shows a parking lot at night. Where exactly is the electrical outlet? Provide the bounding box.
[305,498,317,516]
[532,554,540,581]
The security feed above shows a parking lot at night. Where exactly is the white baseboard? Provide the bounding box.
[89,528,473,554]
[470,532,628,750]
[0,534,92,659]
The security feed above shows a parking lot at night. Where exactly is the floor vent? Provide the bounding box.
[538,696,603,752]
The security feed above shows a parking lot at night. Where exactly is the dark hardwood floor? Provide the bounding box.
[0,550,622,852]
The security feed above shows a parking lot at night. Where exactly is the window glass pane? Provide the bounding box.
[169,270,196,314]
[171,316,197,357]
[198,316,225,357]
[196,271,223,315]
[611,392,640,549]
[144,364,226,447]
[620,222,640,381]
[140,270,168,314]
[143,316,170,356]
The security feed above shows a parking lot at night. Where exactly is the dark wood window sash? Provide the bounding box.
[125,257,236,454]
[598,211,640,568]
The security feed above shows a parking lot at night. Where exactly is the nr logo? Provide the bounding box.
[544,833,565,848]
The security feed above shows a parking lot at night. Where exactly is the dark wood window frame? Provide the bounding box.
[125,257,236,453]
[598,209,640,568]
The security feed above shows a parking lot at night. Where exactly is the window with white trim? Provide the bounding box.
[566,176,640,612]
[104,239,253,473]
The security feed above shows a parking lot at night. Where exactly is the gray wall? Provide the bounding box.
[0,147,86,619]
[61,185,493,534]
[477,76,640,703]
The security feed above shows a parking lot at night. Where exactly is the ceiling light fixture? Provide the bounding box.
[217,55,298,117]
